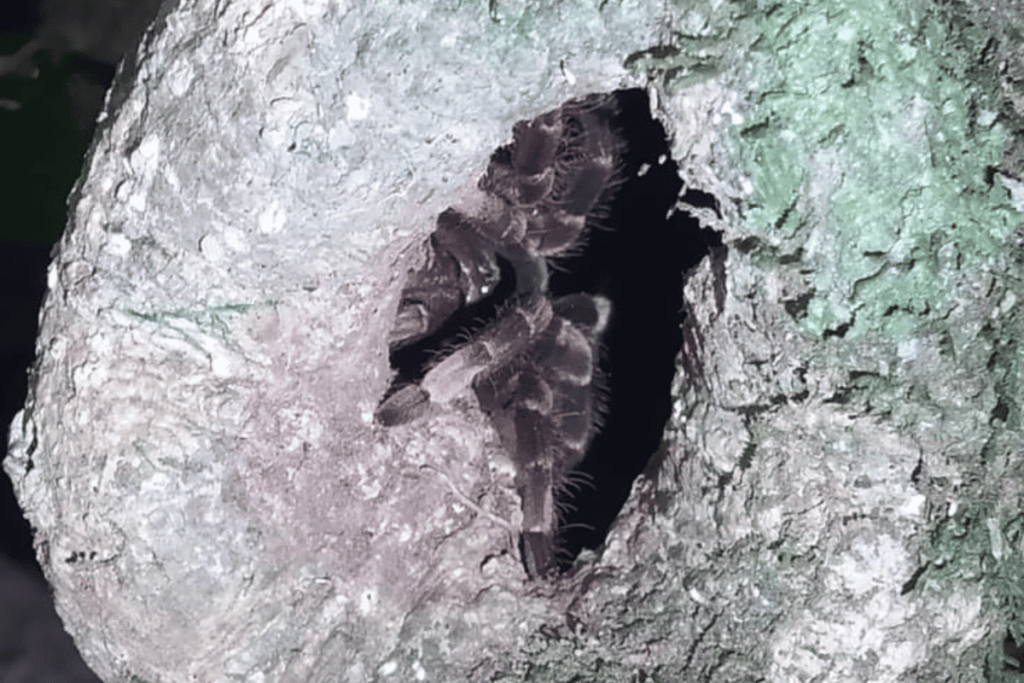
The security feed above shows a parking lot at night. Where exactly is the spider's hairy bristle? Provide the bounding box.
[575,159,626,234]
[551,493,584,524]
[556,160,614,216]
[555,469,596,495]
[553,520,596,540]
[549,520,598,566]
[552,499,578,525]
[525,210,587,257]
[587,364,610,431]
[551,545,576,563]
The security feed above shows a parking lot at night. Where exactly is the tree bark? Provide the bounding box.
[5,0,1022,681]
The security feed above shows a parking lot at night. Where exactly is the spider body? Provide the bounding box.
[377,94,624,577]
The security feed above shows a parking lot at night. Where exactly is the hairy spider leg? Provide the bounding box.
[546,102,610,188]
[418,295,553,404]
[517,103,623,257]
[471,295,609,576]
[387,246,464,349]
[377,296,554,425]
[389,92,625,352]
[552,469,597,495]
[497,242,548,298]
[433,211,502,303]
[389,210,503,349]
[374,384,431,426]
[511,111,561,176]
[510,113,562,205]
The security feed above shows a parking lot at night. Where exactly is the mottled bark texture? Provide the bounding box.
[5,0,1023,681]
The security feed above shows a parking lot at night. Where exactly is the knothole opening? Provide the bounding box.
[377,87,723,577]
[544,88,722,571]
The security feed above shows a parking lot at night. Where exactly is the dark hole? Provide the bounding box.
[910,456,923,483]
[899,563,927,595]
[1006,629,1024,672]
[680,187,721,216]
[544,89,720,570]
[380,88,721,576]
[991,399,1009,423]
[783,290,814,320]
[822,319,852,339]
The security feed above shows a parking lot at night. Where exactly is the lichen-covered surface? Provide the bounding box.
[4,0,1023,682]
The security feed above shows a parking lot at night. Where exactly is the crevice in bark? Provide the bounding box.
[377,88,723,576]
[540,89,723,571]
[1003,630,1024,673]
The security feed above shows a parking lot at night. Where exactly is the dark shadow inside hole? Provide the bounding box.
[681,187,722,216]
[1005,630,1024,672]
[545,88,722,571]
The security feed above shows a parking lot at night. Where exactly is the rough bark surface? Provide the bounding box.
[4,0,1023,682]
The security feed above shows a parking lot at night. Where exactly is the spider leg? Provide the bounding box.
[389,210,502,350]
[477,99,622,262]
[377,296,556,425]
[422,295,553,404]
[471,294,609,576]
[511,112,561,176]
[374,384,430,426]
[497,242,548,298]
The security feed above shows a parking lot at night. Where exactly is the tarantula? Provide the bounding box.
[376,94,623,577]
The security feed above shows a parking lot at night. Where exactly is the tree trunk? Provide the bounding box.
[5,0,1022,681]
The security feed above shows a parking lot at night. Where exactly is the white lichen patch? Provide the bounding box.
[198,233,225,262]
[166,56,195,97]
[825,533,909,597]
[359,588,378,616]
[699,405,748,472]
[257,201,287,235]
[345,93,371,121]
[104,232,132,258]
[770,590,921,682]
[126,133,161,213]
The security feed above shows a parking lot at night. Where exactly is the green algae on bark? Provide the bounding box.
[726,0,1019,338]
